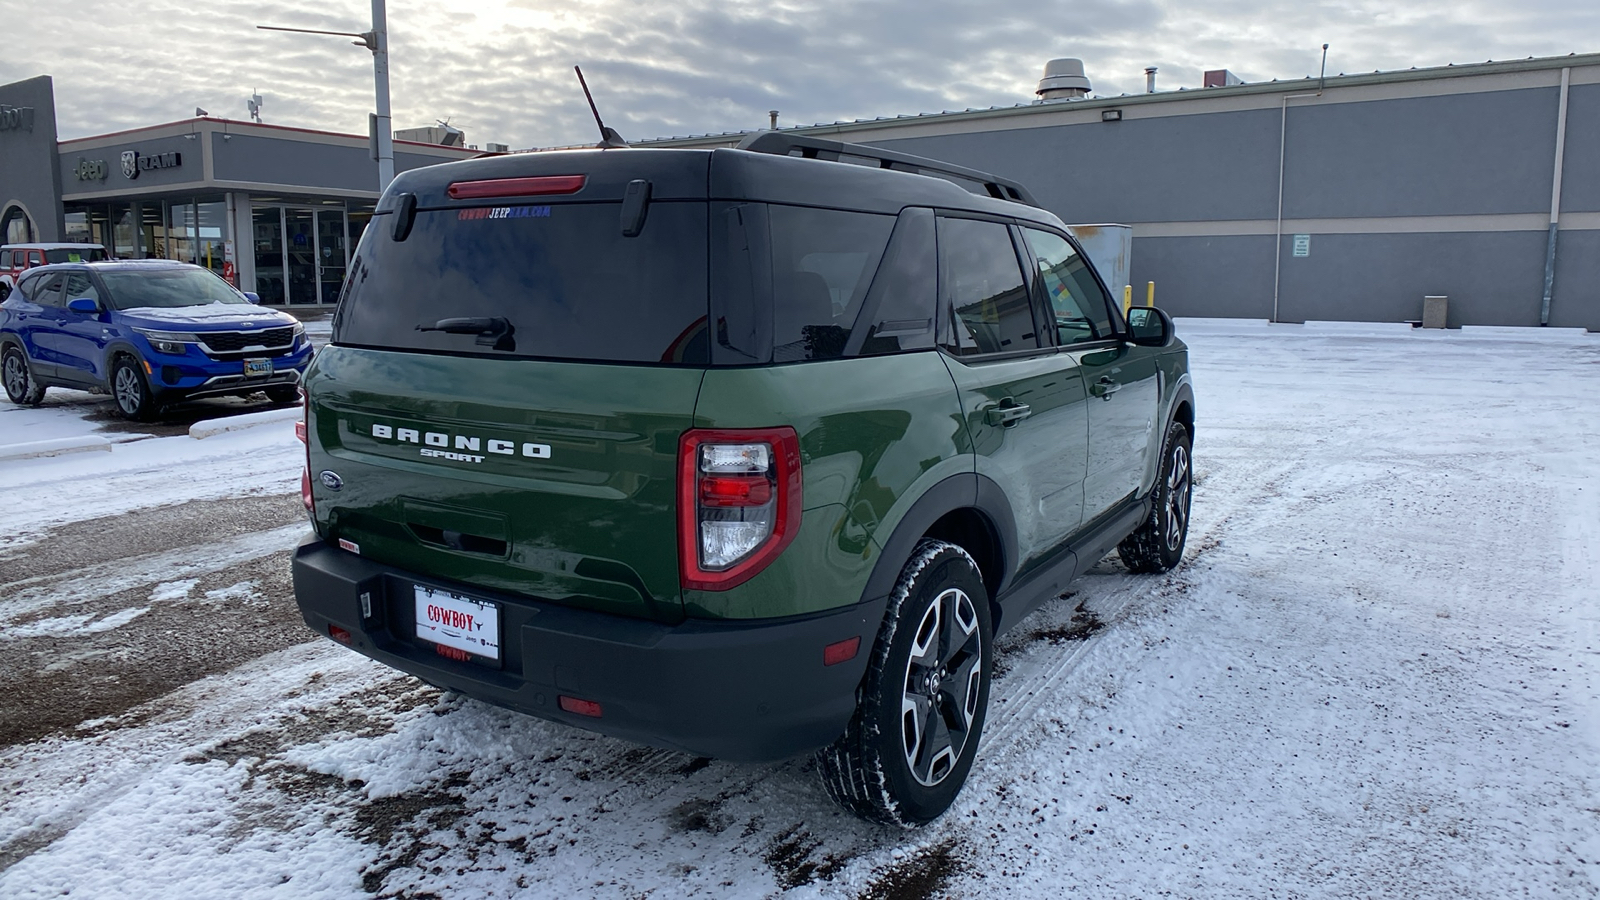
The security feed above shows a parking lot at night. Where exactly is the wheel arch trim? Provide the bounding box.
[859,472,1018,610]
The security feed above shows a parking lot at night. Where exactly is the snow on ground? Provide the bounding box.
[1,320,1597,898]
[0,415,300,548]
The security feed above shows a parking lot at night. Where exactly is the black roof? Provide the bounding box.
[380,142,1065,229]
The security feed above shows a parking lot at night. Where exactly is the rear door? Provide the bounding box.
[1022,227,1160,520]
[20,272,67,378]
[936,215,1089,570]
[314,171,710,623]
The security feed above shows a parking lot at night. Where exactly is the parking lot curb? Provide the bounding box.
[0,436,114,461]
[188,406,302,440]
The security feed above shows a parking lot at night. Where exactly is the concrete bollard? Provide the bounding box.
[1423,295,1448,329]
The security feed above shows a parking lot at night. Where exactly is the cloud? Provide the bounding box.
[0,0,1595,149]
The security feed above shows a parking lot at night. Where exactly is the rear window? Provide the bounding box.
[336,201,710,365]
[44,247,108,264]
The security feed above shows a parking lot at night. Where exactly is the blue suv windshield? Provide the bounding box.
[101,269,250,311]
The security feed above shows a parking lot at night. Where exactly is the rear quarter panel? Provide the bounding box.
[688,352,971,618]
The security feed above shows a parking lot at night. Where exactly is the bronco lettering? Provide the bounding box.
[367,420,552,460]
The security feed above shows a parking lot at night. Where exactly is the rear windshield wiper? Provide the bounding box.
[417,316,516,351]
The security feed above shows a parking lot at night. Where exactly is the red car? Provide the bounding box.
[0,243,110,300]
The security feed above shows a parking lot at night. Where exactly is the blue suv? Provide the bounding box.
[0,260,313,420]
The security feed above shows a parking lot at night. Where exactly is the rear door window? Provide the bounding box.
[937,217,1039,357]
[850,208,937,357]
[337,201,710,365]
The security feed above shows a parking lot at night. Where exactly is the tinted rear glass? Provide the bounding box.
[336,201,710,365]
[44,248,108,264]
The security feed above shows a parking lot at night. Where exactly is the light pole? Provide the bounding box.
[258,0,394,193]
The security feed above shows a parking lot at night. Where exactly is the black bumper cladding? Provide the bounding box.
[290,536,884,762]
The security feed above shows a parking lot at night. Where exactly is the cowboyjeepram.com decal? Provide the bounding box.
[367,422,551,464]
[457,205,552,221]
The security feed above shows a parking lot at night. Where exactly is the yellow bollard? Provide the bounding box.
[1146,281,1155,307]
[1122,285,1133,315]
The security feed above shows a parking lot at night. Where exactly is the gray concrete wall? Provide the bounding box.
[0,76,64,241]
[867,78,1597,329]
[211,132,471,193]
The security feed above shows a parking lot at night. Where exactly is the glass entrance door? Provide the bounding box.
[285,208,317,305]
[315,209,347,303]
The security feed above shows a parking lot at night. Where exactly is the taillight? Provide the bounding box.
[298,389,313,514]
[446,175,587,199]
[678,427,802,591]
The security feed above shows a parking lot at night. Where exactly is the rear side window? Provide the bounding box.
[337,201,710,365]
[1022,228,1114,344]
[851,208,937,357]
[768,206,894,362]
[29,274,66,308]
[937,217,1038,356]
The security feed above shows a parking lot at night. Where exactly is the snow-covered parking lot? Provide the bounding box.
[1,319,1596,899]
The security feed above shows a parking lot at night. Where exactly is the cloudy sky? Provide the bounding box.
[2,0,1596,149]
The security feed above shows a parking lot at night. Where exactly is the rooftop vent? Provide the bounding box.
[1204,69,1243,87]
[1036,58,1091,100]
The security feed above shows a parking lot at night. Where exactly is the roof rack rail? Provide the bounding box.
[734,132,1040,207]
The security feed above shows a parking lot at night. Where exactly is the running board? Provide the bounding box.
[992,494,1150,636]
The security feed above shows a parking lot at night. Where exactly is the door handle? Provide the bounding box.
[1092,376,1122,400]
[984,400,1032,427]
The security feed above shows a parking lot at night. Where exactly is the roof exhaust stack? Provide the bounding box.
[1145,67,1158,93]
[1036,58,1091,100]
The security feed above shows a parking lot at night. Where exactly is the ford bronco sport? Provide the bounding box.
[292,134,1194,825]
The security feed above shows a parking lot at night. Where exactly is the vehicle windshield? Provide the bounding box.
[44,247,108,264]
[100,268,250,310]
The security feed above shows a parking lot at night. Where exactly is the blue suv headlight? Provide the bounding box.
[133,328,201,355]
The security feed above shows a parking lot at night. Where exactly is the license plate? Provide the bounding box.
[244,358,273,377]
[414,585,501,661]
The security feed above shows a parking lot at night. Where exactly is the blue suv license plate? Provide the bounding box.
[243,358,273,377]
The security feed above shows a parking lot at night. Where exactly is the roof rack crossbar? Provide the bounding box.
[734,132,1041,207]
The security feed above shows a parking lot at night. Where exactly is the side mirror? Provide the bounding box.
[244,292,261,304]
[1125,306,1173,347]
[67,297,101,315]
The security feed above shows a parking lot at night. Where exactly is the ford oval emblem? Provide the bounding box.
[319,470,344,491]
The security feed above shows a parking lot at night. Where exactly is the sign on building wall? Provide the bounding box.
[1292,234,1311,258]
[119,150,182,180]
[0,104,34,132]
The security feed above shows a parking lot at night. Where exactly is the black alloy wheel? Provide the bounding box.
[3,346,44,406]
[1117,420,1193,573]
[816,539,993,826]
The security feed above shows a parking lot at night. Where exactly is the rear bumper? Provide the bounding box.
[291,535,885,762]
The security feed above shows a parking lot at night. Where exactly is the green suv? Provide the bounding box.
[292,134,1193,825]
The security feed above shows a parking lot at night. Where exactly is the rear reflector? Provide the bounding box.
[447,175,587,200]
[328,625,353,645]
[300,468,314,512]
[559,696,603,718]
[823,637,861,667]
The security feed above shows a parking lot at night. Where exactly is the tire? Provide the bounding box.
[264,385,299,404]
[2,345,45,406]
[1117,420,1193,573]
[816,539,993,826]
[111,356,159,421]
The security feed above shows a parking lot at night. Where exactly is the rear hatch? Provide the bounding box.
[308,151,713,622]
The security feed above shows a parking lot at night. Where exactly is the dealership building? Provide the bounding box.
[5,52,1599,328]
[646,53,1600,330]
[0,75,479,306]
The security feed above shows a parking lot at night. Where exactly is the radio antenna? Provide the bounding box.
[574,66,629,149]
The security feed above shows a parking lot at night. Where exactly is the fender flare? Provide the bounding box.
[858,472,1018,606]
